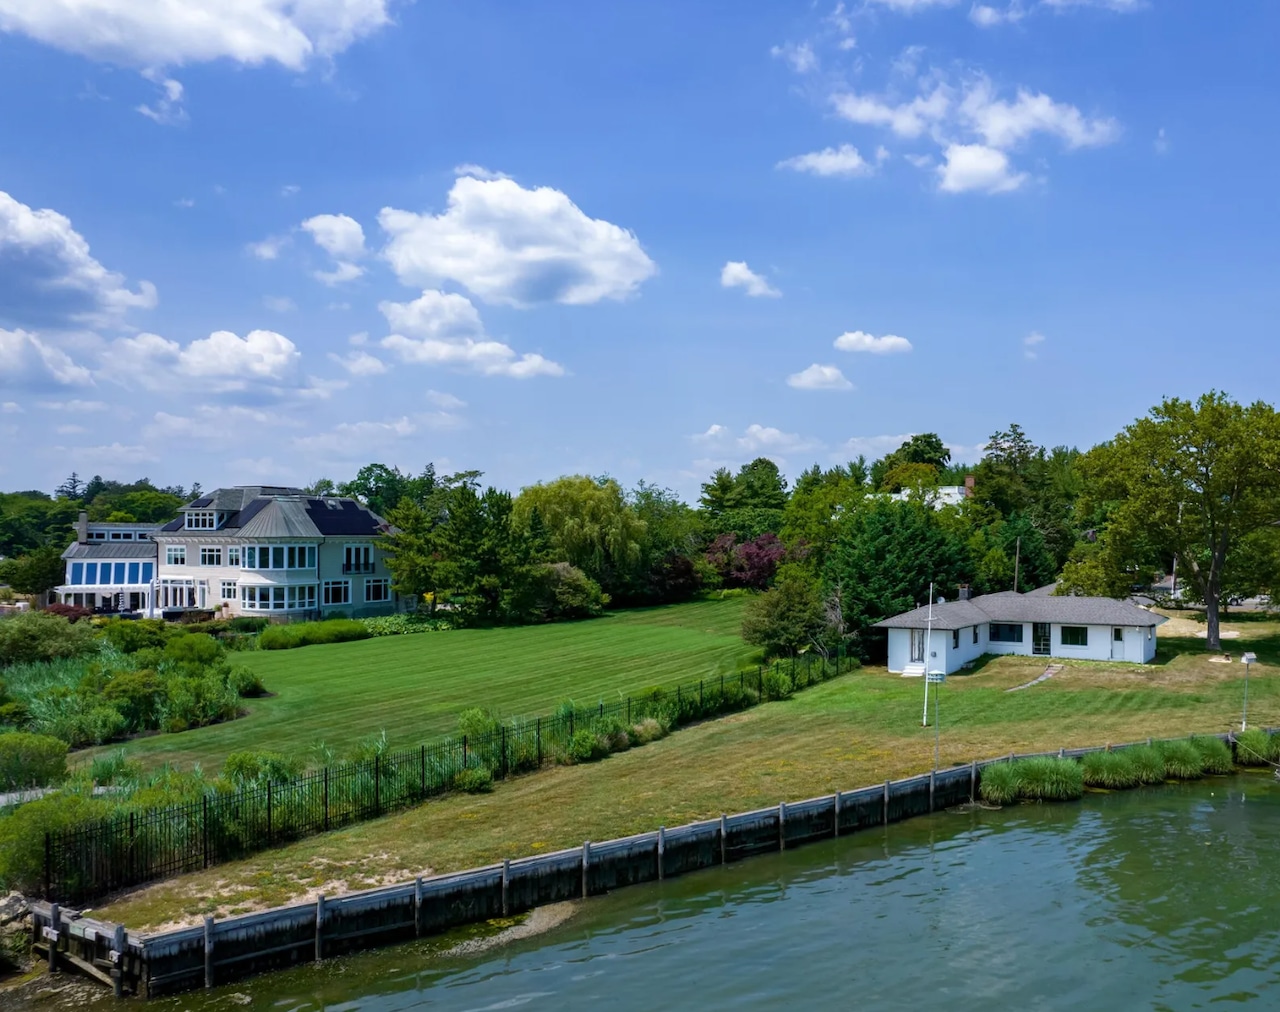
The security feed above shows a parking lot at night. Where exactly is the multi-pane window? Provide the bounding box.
[185,511,217,529]
[972,625,979,644]
[952,629,960,649]
[1061,626,1089,647]
[989,623,1023,643]
[323,580,350,606]
[240,585,317,611]
[243,545,316,570]
[226,546,241,566]
[344,544,374,573]
[200,547,222,566]
[365,578,390,603]
[166,545,187,566]
[220,580,237,600]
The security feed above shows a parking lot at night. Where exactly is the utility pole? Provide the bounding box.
[922,583,934,728]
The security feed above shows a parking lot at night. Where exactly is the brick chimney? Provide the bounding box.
[958,584,972,601]
[964,474,975,497]
[76,510,89,544]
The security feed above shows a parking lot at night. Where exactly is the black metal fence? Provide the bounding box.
[44,650,852,904]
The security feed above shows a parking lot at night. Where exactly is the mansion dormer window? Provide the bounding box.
[186,511,217,530]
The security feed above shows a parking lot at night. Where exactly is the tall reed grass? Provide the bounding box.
[1081,750,1141,789]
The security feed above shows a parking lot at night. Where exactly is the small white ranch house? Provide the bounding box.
[874,588,1166,676]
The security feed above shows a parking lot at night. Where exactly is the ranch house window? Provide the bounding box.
[989,623,1023,643]
[200,547,222,566]
[952,629,960,649]
[973,626,979,644]
[166,545,186,566]
[323,580,350,606]
[365,578,390,603]
[1061,626,1089,647]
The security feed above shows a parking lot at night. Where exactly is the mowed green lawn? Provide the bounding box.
[93,597,754,772]
[101,618,1280,930]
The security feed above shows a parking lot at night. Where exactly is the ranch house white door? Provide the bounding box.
[910,629,926,664]
[1112,628,1125,660]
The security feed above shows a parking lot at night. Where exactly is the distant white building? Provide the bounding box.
[887,475,975,510]
[53,486,405,620]
[152,486,402,619]
[874,588,1166,676]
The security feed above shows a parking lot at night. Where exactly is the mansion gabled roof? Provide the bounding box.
[159,487,389,539]
[873,591,1165,631]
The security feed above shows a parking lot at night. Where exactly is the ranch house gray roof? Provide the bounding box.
[873,591,1166,631]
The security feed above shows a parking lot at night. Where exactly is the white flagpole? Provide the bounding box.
[922,581,934,727]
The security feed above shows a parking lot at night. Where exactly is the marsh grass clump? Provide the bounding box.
[1014,757,1084,801]
[1122,745,1167,784]
[1234,728,1275,767]
[1190,735,1234,775]
[1081,750,1141,790]
[978,762,1019,805]
[1156,739,1205,780]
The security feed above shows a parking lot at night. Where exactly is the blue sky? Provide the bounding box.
[1,0,1277,501]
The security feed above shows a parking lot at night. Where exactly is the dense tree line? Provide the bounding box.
[5,390,1276,655]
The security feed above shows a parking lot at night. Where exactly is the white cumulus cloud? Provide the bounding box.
[834,330,913,354]
[1023,330,1046,359]
[0,329,93,387]
[0,0,394,70]
[937,143,1028,193]
[969,3,1025,25]
[329,350,387,376]
[777,144,875,178]
[301,213,367,285]
[771,41,817,74]
[720,261,780,298]
[379,174,656,307]
[0,189,156,327]
[959,80,1119,149]
[379,290,564,379]
[788,364,853,391]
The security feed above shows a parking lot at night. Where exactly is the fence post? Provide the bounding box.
[834,792,841,838]
[536,719,542,766]
[501,725,508,780]
[314,894,325,963]
[599,701,603,719]
[47,903,59,974]
[112,923,125,998]
[778,802,786,851]
[414,876,423,937]
[463,734,468,770]
[582,841,591,898]
[129,811,136,883]
[43,833,50,900]
[970,760,977,800]
[202,795,209,869]
[929,769,936,811]
[883,781,890,825]
[203,915,214,989]
[657,826,665,880]
[720,814,727,864]
[374,756,380,817]
[502,859,510,917]
[323,767,330,832]
[267,782,273,846]
[420,745,426,797]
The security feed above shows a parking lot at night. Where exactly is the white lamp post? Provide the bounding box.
[1241,651,1258,731]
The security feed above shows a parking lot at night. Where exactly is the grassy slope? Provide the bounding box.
[92,597,755,771]
[100,619,1280,931]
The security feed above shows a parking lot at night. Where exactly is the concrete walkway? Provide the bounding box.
[1007,664,1064,692]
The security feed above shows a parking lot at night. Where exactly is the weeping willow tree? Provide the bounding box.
[512,476,645,595]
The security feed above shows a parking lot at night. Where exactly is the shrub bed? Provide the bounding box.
[258,619,372,650]
[1080,750,1141,790]
[0,732,69,791]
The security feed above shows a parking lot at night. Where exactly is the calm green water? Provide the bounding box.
[153,775,1280,1011]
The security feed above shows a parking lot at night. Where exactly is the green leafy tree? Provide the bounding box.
[781,462,866,573]
[513,475,644,596]
[871,434,951,489]
[741,566,827,657]
[1084,391,1280,649]
[0,544,66,599]
[340,463,440,516]
[824,498,967,650]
